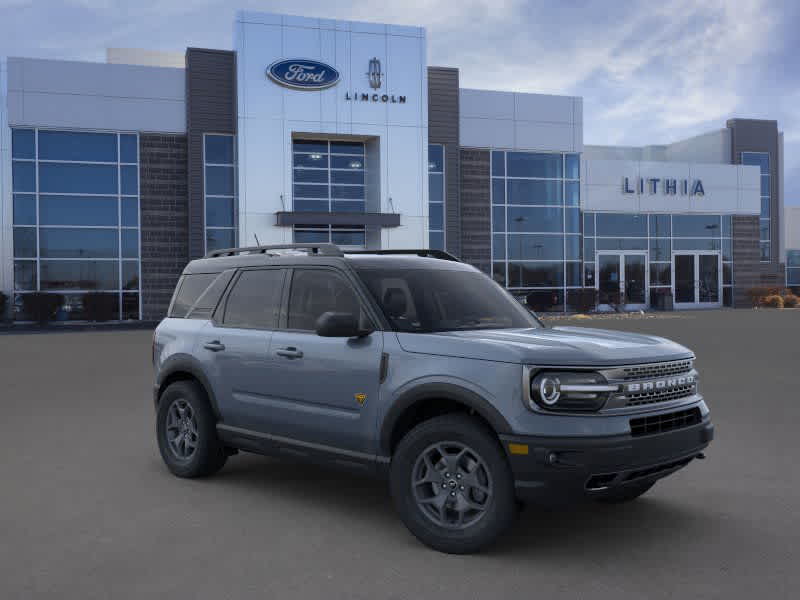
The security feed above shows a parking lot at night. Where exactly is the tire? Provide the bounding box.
[156,380,227,478]
[390,414,518,554]
[593,481,654,504]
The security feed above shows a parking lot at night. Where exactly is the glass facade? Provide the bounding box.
[584,213,734,307]
[491,150,580,311]
[428,144,445,250]
[788,250,800,288]
[291,139,366,248]
[204,134,237,253]
[742,152,771,261]
[11,128,141,320]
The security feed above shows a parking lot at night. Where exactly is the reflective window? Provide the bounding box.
[649,214,671,238]
[596,213,647,237]
[507,180,562,205]
[40,195,118,226]
[565,154,580,180]
[742,151,770,260]
[12,129,35,159]
[507,207,563,233]
[40,228,118,258]
[673,214,721,237]
[38,131,117,162]
[13,194,36,225]
[40,261,119,291]
[507,152,562,178]
[11,128,141,319]
[120,134,138,163]
[428,144,445,250]
[787,251,800,287]
[204,134,237,253]
[492,150,580,310]
[39,163,118,194]
[491,151,505,177]
[12,162,35,192]
[292,139,366,249]
[14,261,37,290]
[507,235,564,260]
[223,269,284,329]
[169,273,218,318]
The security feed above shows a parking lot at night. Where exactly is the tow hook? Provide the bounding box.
[696,452,706,460]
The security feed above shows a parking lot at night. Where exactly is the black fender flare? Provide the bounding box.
[379,382,512,455]
[155,354,221,418]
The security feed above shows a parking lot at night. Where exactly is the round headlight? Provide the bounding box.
[536,375,561,405]
[529,371,617,412]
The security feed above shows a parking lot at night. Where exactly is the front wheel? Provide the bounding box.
[156,380,227,478]
[390,414,518,554]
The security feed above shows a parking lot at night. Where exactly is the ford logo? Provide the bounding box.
[267,59,340,90]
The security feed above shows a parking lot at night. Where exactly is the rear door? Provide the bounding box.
[199,267,286,430]
[263,267,384,454]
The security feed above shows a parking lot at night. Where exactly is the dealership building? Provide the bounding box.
[0,10,794,320]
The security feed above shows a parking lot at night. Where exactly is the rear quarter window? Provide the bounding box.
[169,273,219,318]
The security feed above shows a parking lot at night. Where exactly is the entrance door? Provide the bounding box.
[672,252,721,309]
[596,252,648,310]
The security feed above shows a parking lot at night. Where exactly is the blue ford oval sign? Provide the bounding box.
[267,59,340,90]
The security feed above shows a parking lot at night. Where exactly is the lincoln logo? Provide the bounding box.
[367,57,382,89]
[266,59,341,90]
[625,374,695,394]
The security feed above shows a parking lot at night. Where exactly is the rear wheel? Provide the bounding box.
[156,380,227,478]
[390,414,517,554]
[593,481,654,504]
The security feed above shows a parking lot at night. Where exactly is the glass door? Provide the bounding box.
[623,254,647,306]
[673,252,721,308]
[596,252,648,310]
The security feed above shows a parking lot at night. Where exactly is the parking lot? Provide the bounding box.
[1,309,798,599]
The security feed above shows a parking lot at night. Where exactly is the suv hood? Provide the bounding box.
[395,326,693,367]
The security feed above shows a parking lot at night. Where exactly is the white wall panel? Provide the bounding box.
[0,59,10,296]
[459,117,514,149]
[7,58,185,132]
[459,88,581,153]
[514,121,574,152]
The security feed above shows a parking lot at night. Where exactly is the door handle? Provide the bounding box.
[276,347,304,359]
[203,341,226,352]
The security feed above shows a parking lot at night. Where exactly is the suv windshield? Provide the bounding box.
[355,268,540,333]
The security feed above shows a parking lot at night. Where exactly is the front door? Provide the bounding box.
[672,252,721,309]
[596,252,648,310]
[262,267,384,455]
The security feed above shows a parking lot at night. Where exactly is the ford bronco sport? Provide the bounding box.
[153,244,713,554]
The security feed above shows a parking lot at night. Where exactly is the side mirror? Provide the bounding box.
[315,312,373,338]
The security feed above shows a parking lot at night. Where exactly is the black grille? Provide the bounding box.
[621,360,692,381]
[629,407,702,437]
[624,457,693,482]
[626,383,696,406]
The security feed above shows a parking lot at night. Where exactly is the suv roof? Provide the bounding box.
[183,244,471,275]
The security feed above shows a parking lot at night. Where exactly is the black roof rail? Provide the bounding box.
[345,249,461,262]
[204,243,344,259]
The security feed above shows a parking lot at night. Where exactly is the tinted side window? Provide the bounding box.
[222,269,284,329]
[187,270,234,319]
[287,269,362,331]
[170,273,217,318]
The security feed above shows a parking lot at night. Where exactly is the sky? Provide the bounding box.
[1,0,798,204]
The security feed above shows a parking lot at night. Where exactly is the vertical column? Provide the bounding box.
[459,148,491,275]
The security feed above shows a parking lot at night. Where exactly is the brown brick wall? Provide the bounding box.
[459,149,491,275]
[139,134,189,321]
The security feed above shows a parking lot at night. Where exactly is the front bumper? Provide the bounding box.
[500,415,713,504]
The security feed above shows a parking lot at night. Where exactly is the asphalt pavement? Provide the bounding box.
[1,309,798,599]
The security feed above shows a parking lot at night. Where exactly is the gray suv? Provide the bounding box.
[153,244,713,554]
